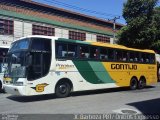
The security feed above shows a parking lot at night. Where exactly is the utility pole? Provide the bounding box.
[108,16,120,43]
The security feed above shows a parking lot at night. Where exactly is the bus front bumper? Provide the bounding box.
[4,84,26,96]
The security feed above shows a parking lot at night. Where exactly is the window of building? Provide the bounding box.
[0,19,13,35]
[32,25,55,36]
[97,35,110,43]
[69,31,86,41]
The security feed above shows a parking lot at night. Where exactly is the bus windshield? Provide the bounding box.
[5,39,30,83]
[9,38,29,52]
[5,37,52,83]
[7,52,27,78]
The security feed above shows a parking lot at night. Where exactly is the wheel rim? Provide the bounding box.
[131,80,136,88]
[139,81,143,88]
[130,78,137,90]
[139,80,145,89]
[58,84,68,94]
[56,82,71,98]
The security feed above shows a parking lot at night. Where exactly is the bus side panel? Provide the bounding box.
[72,60,115,84]
[102,62,157,87]
[55,60,118,92]
[25,61,157,96]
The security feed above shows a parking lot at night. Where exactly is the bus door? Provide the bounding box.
[27,38,51,81]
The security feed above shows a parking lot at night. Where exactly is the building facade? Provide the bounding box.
[0,0,123,47]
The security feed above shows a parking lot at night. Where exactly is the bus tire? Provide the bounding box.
[138,77,146,89]
[55,82,71,98]
[130,77,138,90]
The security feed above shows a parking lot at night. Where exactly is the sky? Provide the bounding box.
[33,0,160,25]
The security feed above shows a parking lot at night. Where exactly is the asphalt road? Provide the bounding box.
[0,83,160,119]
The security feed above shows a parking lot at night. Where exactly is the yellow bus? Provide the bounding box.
[4,35,157,97]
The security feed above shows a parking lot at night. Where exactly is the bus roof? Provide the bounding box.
[14,35,59,41]
[92,41,154,53]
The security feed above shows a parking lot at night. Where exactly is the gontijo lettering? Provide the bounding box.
[111,64,137,70]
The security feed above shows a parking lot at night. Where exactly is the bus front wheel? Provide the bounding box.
[130,77,138,90]
[55,82,71,98]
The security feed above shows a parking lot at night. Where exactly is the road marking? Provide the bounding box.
[113,108,142,114]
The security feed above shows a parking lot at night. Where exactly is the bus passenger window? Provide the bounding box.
[108,49,114,61]
[115,50,123,61]
[134,58,138,62]
[79,46,89,59]
[146,59,149,63]
[134,52,140,62]
[122,51,129,61]
[141,53,146,63]
[150,54,155,64]
[100,48,108,60]
[68,44,77,58]
[145,54,150,63]
[56,43,67,58]
[140,58,144,62]
[129,52,137,62]
[90,47,99,59]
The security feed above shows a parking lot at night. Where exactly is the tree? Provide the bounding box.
[117,0,160,52]
[151,6,160,52]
